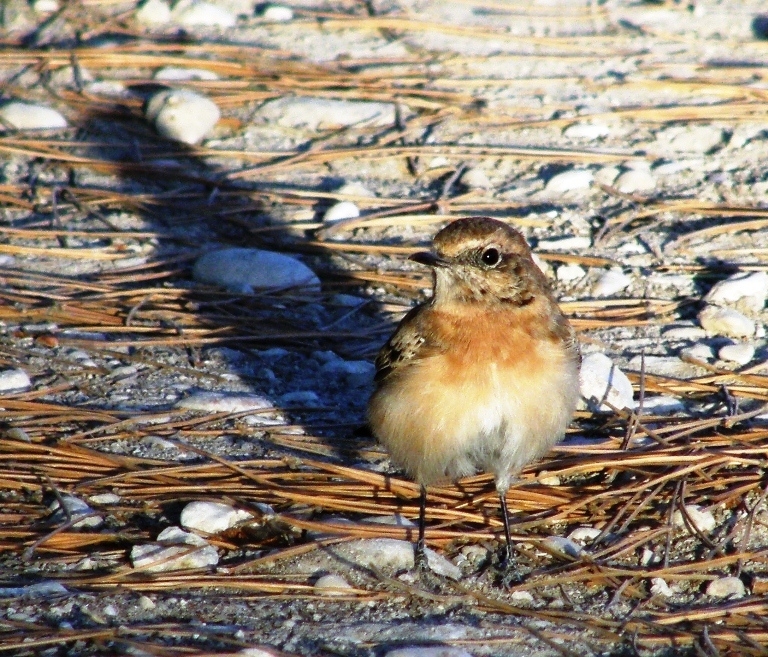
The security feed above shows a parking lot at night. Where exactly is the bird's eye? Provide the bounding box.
[481,247,500,267]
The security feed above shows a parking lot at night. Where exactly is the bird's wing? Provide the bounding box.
[374,305,436,384]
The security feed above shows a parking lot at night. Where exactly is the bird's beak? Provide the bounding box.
[409,251,449,268]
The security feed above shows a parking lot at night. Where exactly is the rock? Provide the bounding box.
[509,590,534,604]
[544,169,593,193]
[172,0,236,27]
[89,493,121,505]
[593,166,620,186]
[662,326,708,340]
[180,501,253,534]
[49,495,102,529]
[568,527,602,542]
[0,368,31,391]
[136,0,171,24]
[321,357,375,387]
[32,0,59,12]
[655,125,725,154]
[385,648,473,657]
[592,268,631,296]
[628,355,705,379]
[650,578,673,597]
[679,343,714,362]
[313,574,354,596]
[154,67,219,81]
[705,271,768,314]
[614,168,656,193]
[0,581,69,598]
[556,264,586,282]
[0,101,67,130]
[563,122,610,140]
[538,473,560,486]
[672,504,716,533]
[145,89,220,145]
[131,526,219,572]
[323,201,360,223]
[363,514,416,527]
[706,576,746,599]
[176,391,274,413]
[542,536,582,558]
[637,395,685,415]
[138,595,156,610]
[259,4,293,22]
[279,390,320,406]
[718,342,755,365]
[6,427,31,442]
[579,352,634,411]
[461,167,492,189]
[336,181,375,197]
[537,235,592,251]
[193,248,320,292]
[255,96,397,130]
[698,305,755,338]
[329,539,461,580]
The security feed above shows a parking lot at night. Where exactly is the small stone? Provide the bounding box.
[563,122,610,140]
[138,595,156,610]
[568,527,601,542]
[592,268,631,297]
[556,264,586,282]
[49,495,102,529]
[313,574,354,596]
[509,590,534,604]
[336,182,375,197]
[145,89,220,145]
[153,67,219,81]
[672,504,716,533]
[593,165,620,186]
[329,539,461,580]
[637,396,685,415]
[22,582,69,598]
[259,4,293,21]
[544,169,593,193]
[537,235,592,251]
[172,0,236,27]
[176,391,274,413]
[628,355,705,379]
[255,96,397,130]
[32,0,59,12]
[698,305,755,338]
[89,493,121,505]
[461,167,492,189]
[538,472,560,486]
[0,102,67,130]
[279,390,320,405]
[579,352,634,412]
[193,248,320,292]
[655,125,725,154]
[542,536,582,559]
[363,514,415,527]
[385,648,472,657]
[102,605,118,617]
[705,576,746,599]
[130,527,219,572]
[6,427,31,442]
[614,168,656,193]
[679,343,714,362]
[663,326,708,340]
[718,343,755,365]
[705,271,768,314]
[180,501,253,534]
[321,357,375,387]
[323,201,360,223]
[650,578,673,597]
[136,0,171,24]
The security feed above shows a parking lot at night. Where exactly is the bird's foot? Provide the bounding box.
[495,545,524,588]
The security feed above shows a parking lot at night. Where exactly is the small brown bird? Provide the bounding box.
[368,217,580,567]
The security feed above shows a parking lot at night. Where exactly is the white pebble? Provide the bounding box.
[592,268,631,297]
[542,536,582,558]
[718,342,755,365]
[336,182,375,197]
[363,514,416,527]
[89,493,121,505]
[662,326,707,340]
[255,96,397,130]
[172,0,236,27]
[131,526,219,572]
[176,391,273,413]
[672,504,716,533]
[544,169,593,193]
[193,247,320,292]
[656,124,725,154]
[330,538,461,580]
[49,495,102,529]
[568,527,602,542]
[679,343,714,362]
[0,102,67,130]
[705,576,746,599]
[650,578,674,597]
[385,648,472,657]
[614,168,656,193]
[154,67,219,81]
[461,167,492,189]
[138,595,156,610]
[145,89,220,145]
[6,428,31,442]
[705,271,768,314]
[563,122,610,140]
[537,235,592,251]
[556,264,586,282]
[579,352,634,411]
[313,574,354,596]
[135,0,171,24]
[509,590,534,604]
[698,305,755,338]
[32,0,59,13]
[321,357,375,387]
[323,201,360,223]
[180,501,253,534]
[628,355,704,379]
[637,395,685,415]
[0,368,31,391]
[260,4,293,22]
[538,473,560,486]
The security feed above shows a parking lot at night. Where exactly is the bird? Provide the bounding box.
[368,216,581,568]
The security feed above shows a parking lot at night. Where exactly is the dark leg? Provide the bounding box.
[499,489,514,566]
[414,484,428,570]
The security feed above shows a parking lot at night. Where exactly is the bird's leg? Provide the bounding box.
[414,484,428,571]
[498,490,518,575]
